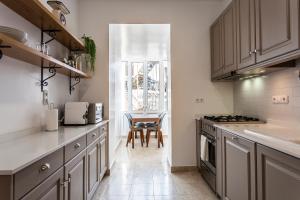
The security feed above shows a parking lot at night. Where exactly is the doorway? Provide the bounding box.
[109,24,171,159]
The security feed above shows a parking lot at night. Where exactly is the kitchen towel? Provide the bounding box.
[46,109,58,131]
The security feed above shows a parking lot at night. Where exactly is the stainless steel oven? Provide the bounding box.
[200,131,216,173]
[197,119,217,192]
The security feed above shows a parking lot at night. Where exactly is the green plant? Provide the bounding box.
[82,35,96,72]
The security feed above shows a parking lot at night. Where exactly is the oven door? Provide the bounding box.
[200,132,216,174]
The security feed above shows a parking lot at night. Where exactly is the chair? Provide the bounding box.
[145,112,164,138]
[125,113,145,148]
[146,113,166,148]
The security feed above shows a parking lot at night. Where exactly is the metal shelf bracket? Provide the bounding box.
[42,30,61,44]
[69,72,80,95]
[41,63,61,91]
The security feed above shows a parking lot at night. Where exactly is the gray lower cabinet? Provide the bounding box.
[222,130,256,200]
[0,123,109,200]
[257,144,300,200]
[64,146,87,200]
[216,129,222,197]
[20,168,64,200]
[87,140,100,200]
[99,134,107,178]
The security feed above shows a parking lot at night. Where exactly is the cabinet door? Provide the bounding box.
[255,0,299,63]
[87,141,100,200]
[236,0,256,68]
[64,150,87,200]
[222,2,237,74]
[21,168,63,200]
[100,135,107,178]
[222,131,256,200]
[211,18,223,78]
[216,129,222,197]
[257,144,300,200]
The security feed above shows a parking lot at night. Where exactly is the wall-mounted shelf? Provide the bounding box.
[1,0,85,51]
[0,33,91,79]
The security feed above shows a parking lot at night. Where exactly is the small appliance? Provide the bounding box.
[64,102,89,125]
[88,103,103,124]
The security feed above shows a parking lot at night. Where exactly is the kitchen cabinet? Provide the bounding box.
[211,2,237,79]
[222,130,256,200]
[87,140,100,200]
[236,0,256,69]
[257,144,300,200]
[211,18,223,78]
[222,2,237,74]
[100,134,107,178]
[64,150,87,200]
[216,129,222,197]
[212,0,300,80]
[0,122,109,200]
[255,0,299,63]
[20,168,64,200]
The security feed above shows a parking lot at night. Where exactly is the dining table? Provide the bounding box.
[130,113,160,124]
[129,113,163,148]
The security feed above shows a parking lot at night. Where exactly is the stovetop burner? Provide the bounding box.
[204,115,260,123]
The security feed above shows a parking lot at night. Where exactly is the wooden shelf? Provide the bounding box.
[1,0,85,51]
[0,33,91,78]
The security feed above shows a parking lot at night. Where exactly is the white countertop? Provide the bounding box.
[0,121,108,175]
[215,123,300,159]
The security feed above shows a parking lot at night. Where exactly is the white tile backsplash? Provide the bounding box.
[234,64,300,125]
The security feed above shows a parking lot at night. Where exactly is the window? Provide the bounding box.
[123,60,167,113]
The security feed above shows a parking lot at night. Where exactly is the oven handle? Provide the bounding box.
[201,132,216,145]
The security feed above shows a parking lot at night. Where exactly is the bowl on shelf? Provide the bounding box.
[0,26,28,43]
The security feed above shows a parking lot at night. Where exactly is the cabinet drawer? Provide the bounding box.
[64,135,86,163]
[87,128,100,146]
[100,124,107,135]
[14,148,63,200]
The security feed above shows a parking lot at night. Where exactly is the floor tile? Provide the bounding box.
[92,137,217,200]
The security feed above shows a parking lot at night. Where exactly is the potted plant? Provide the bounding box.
[82,35,96,73]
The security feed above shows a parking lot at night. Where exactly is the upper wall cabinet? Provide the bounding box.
[255,0,299,63]
[211,2,237,79]
[211,0,300,80]
[211,18,223,78]
[236,0,256,69]
[222,3,237,74]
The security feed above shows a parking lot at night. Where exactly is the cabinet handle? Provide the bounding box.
[249,51,252,55]
[40,163,51,171]
[74,143,81,149]
[61,177,71,187]
[253,49,257,53]
[92,133,97,137]
[231,136,238,140]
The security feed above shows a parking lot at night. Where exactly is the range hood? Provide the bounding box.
[213,60,296,81]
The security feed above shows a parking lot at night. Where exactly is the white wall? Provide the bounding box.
[234,63,300,126]
[78,0,233,167]
[0,0,80,135]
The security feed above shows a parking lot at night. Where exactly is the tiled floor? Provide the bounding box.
[92,136,218,200]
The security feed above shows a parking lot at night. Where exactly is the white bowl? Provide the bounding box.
[0,26,28,43]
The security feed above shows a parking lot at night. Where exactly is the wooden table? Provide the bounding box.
[131,113,160,124]
[128,114,163,148]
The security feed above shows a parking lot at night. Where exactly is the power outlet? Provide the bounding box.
[272,95,289,104]
[195,98,204,103]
